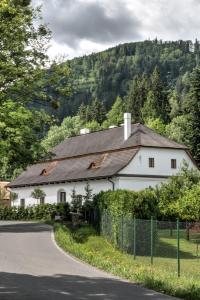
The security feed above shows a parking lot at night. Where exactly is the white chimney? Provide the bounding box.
[124,113,131,140]
[80,128,90,135]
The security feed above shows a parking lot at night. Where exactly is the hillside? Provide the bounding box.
[48,39,199,120]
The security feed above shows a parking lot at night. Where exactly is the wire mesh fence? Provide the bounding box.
[101,210,200,278]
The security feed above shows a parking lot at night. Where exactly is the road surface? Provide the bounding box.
[0,221,179,300]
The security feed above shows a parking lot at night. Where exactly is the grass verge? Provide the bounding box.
[54,223,200,300]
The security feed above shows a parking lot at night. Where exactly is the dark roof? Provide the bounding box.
[9,149,138,188]
[52,123,187,159]
[9,123,188,188]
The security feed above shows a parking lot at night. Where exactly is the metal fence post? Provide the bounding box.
[177,218,180,277]
[151,216,154,265]
[133,216,136,260]
[121,215,124,251]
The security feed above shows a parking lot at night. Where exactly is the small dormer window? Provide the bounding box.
[149,158,155,168]
[171,159,177,169]
[40,169,47,176]
[40,161,58,176]
[88,154,108,170]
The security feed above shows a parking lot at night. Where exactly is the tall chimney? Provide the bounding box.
[124,113,131,140]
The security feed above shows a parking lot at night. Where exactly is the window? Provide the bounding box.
[40,197,45,205]
[88,154,108,170]
[149,158,155,168]
[20,199,25,207]
[171,159,177,169]
[60,191,66,203]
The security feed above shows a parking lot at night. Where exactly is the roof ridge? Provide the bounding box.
[39,146,140,164]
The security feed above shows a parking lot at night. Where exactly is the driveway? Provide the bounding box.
[0,221,178,300]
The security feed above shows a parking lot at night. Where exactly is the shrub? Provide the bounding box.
[158,164,200,220]
[72,226,96,243]
[56,202,71,220]
[177,183,200,221]
[94,188,159,219]
[0,203,70,221]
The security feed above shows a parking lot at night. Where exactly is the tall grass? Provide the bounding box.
[54,223,200,300]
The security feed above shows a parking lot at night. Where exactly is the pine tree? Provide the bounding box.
[78,103,87,124]
[141,91,158,122]
[106,96,124,126]
[83,182,93,221]
[185,68,200,161]
[89,99,106,124]
[150,66,169,122]
[71,188,82,212]
[125,74,149,123]
[169,91,182,119]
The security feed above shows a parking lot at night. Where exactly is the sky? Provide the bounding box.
[33,0,200,59]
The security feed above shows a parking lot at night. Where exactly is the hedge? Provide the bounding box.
[0,203,70,221]
[94,188,160,220]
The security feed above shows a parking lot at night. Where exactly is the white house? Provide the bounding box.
[8,113,198,206]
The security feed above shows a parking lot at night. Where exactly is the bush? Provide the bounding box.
[0,203,70,221]
[94,188,159,219]
[158,164,200,220]
[56,202,71,220]
[93,165,200,223]
[177,183,200,221]
[72,226,96,243]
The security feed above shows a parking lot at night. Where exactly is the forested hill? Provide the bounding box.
[52,39,199,120]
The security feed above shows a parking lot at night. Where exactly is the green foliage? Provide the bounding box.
[94,189,159,220]
[165,115,192,146]
[0,0,72,178]
[125,74,149,123]
[10,191,18,201]
[183,67,200,160]
[156,164,200,220]
[145,118,166,136]
[177,183,200,221]
[31,188,46,201]
[72,225,96,243]
[54,223,200,300]
[94,165,200,222]
[169,91,183,119]
[141,67,169,122]
[70,189,82,212]
[0,100,51,178]
[0,204,55,220]
[0,0,50,106]
[84,120,101,132]
[56,202,71,220]
[83,182,93,210]
[0,202,71,221]
[59,40,197,121]
[78,99,106,125]
[141,91,158,122]
[106,96,124,126]
[41,116,81,150]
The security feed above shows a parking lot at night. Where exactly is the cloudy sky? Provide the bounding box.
[33,0,200,59]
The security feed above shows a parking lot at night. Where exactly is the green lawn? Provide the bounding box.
[54,223,200,300]
[136,229,200,280]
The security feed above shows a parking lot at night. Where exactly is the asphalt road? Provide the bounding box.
[0,221,179,300]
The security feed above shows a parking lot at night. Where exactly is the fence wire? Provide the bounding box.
[100,211,200,278]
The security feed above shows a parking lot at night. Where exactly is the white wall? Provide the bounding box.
[118,176,167,191]
[11,178,118,207]
[11,147,198,206]
[119,147,197,176]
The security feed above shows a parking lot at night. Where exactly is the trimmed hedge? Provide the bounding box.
[94,188,160,220]
[0,203,70,221]
[93,166,200,222]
